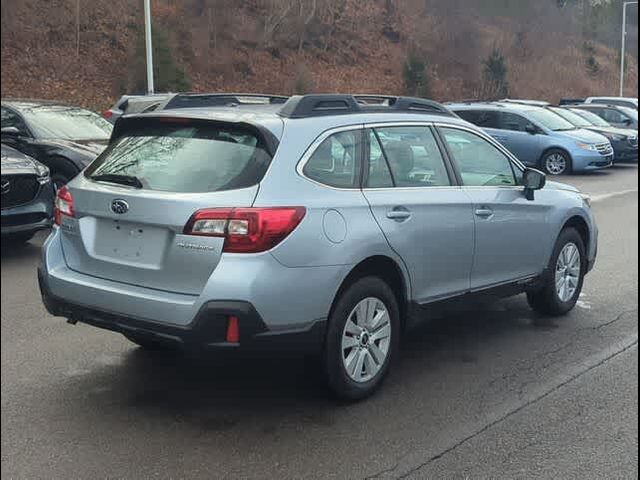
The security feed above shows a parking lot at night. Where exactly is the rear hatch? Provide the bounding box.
[59,117,275,295]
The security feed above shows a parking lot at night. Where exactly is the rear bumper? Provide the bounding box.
[38,267,326,353]
[1,181,54,235]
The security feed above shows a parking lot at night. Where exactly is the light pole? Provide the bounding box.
[144,0,155,94]
[620,1,638,97]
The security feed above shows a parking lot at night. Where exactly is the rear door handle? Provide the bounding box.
[386,208,412,221]
[475,208,494,219]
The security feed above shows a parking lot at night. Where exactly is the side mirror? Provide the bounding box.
[523,168,546,201]
[525,124,539,135]
[1,126,21,137]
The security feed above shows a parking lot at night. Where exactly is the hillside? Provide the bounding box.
[1,0,638,110]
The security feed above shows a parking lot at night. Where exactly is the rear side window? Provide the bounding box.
[303,130,361,188]
[367,126,451,188]
[86,120,272,193]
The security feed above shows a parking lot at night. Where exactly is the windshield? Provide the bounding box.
[86,120,272,193]
[526,108,577,131]
[570,109,611,127]
[619,106,639,121]
[21,105,113,140]
[549,108,593,128]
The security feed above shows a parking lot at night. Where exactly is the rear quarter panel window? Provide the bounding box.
[303,130,361,188]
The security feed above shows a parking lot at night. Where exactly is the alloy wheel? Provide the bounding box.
[555,242,581,303]
[341,297,392,383]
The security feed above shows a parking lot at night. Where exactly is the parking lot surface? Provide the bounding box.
[1,165,638,479]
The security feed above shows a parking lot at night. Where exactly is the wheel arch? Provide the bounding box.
[330,256,411,329]
[562,215,591,254]
[539,146,573,171]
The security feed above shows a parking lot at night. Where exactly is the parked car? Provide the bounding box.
[584,97,638,110]
[1,100,113,189]
[450,102,614,175]
[1,144,54,243]
[39,94,598,399]
[571,104,639,130]
[550,106,638,164]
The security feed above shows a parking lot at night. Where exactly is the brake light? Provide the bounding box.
[184,207,306,253]
[54,186,74,225]
[102,109,113,120]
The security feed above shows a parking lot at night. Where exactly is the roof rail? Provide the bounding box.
[162,93,290,110]
[278,94,454,119]
[559,98,586,106]
[499,99,550,107]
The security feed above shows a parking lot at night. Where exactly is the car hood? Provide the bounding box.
[1,145,41,175]
[560,128,609,144]
[586,126,638,139]
[39,138,109,158]
[545,180,580,194]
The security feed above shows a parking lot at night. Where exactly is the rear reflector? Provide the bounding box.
[54,186,74,225]
[226,316,240,343]
[184,207,306,253]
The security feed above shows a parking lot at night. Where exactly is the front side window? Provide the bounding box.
[303,130,361,188]
[440,127,518,187]
[87,120,272,193]
[500,112,536,132]
[367,126,450,188]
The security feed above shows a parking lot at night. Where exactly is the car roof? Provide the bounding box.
[448,101,541,113]
[122,95,473,140]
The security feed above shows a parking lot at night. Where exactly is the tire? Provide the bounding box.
[527,228,586,317]
[541,149,572,176]
[49,158,79,191]
[324,276,400,401]
[124,333,179,352]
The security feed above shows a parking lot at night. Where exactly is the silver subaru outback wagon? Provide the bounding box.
[39,94,598,400]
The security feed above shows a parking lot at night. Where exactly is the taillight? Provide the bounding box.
[102,109,113,120]
[184,207,306,253]
[54,186,74,225]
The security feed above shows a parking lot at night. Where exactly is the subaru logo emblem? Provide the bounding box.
[111,199,129,215]
[0,179,10,195]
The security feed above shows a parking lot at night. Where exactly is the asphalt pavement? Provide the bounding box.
[1,165,638,480]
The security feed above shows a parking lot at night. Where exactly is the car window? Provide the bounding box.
[1,107,30,135]
[304,130,361,188]
[570,108,611,127]
[86,120,272,193]
[366,131,394,188]
[440,127,518,187]
[19,105,112,140]
[370,126,451,188]
[599,108,629,124]
[456,110,500,129]
[500,112,535,132]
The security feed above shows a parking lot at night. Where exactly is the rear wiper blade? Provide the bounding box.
[91,174,144,189]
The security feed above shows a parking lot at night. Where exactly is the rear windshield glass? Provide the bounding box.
[86,120,272,193]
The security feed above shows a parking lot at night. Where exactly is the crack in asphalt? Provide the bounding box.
[364,335,639,480]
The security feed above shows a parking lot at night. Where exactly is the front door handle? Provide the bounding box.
[475,207,494,219]
[386,208,411,221]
